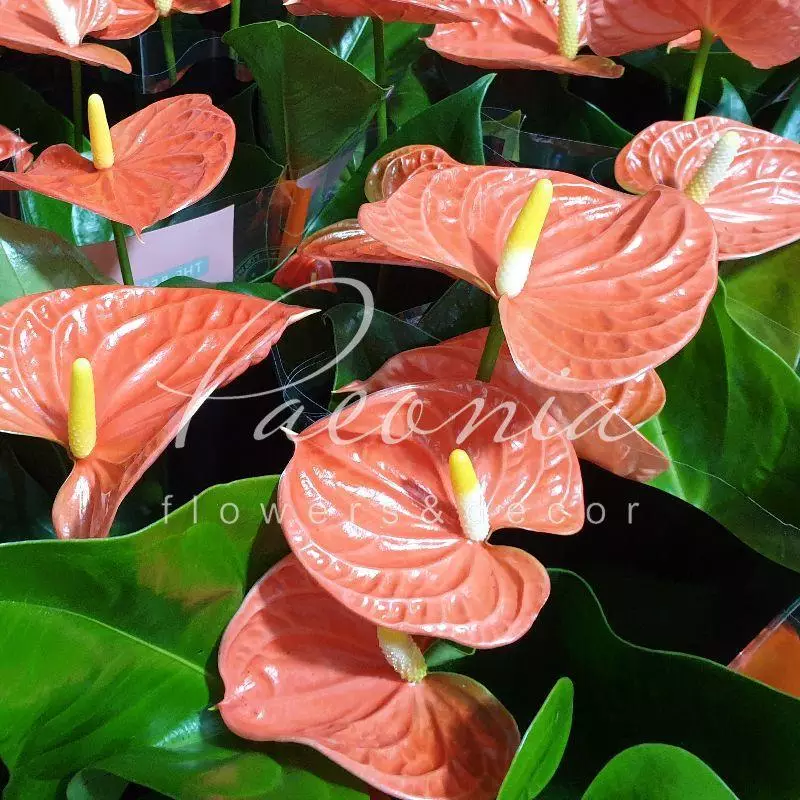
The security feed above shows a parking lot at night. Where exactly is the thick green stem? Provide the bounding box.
[70,61,83,151]
[475,302,505,382]
[230,0,241,30]
[112,222,135,286]
[682,29,714,121]
[160,15,178,84]
[373,18,388,143]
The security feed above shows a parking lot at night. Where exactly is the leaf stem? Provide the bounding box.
[475,301,505,382]
[230,0,241,30]
[683,29,715,121]
[160,15,178,84]
[373,18,388,143]
[70,61,83,151]
[112,222,135,286]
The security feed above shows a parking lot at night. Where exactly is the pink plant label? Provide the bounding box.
[81,205,235,286]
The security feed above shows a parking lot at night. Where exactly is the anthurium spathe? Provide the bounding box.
[365,144,459,202]
[284,0,467,24]
[616,116,800,260]
[0,126,32,190]
[426,0,623,77]
[219,554,520,800]
[0,94,236,235]
[587,0,800,69]
[0,0,132,72]
[94,0,231,40]
[0,285,312,539]
[358,164,719,392]
[343,329,669,483]
[279,380,583,648]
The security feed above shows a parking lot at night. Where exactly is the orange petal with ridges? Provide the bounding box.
[616,116,800,260]
[95,0,157,39]
[284,0,467,23]
[219,555,520,800]
[0,286,311,539]
[0,126,33,190]
[365,145,459,202]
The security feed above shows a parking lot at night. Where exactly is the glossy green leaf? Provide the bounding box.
[308,75,493,233]
[390,68,431,126]
[0,477,366,800]
[582,744,739,800]
[461,570,800,798]
[712,78,752,123]
[418,280,492,339]
[642,283,800,572]
[18,192,113,248]
[773,79,800,142]
[498,678,574,800]
[484,110,525,161]
[223,21,385,177]
[424,640,475,670]
[0,214,111,303]
[722,241,800,370]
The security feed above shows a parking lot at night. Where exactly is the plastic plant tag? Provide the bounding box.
[82,205,235,285]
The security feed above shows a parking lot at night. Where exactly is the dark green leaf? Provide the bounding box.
[498,678,573,800]
[641,283,800,572]
[308,75,493,233]
[712,78,752,123]
[582,744,739,800]
[484,110,525,161]
[773,79,800,142]
[0,477,366,799]
[424,640,475,670]
[390,68,431,127]
[66,770,128,800]
[461,570,800,798]
[223,83,259,147]
[0,214,112,302]
[419,280,492,339]
[223,21,385,177]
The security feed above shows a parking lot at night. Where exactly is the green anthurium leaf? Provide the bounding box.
[712,78,752,123]
[424,640,475,670]
[460,570,800,799]
[721,241,800,370]
[390,68,431,126]
[484,110,525,161]
[641,282,800,572]
[582,744,739,800]
[0,214,112,302]
[66,770,129,800]
[308,74,493,233]
[773,79,800,142]
[223,83,259,147]
[223,21,385,178]
[498,678,574,800]
[0,477,367,800]
[324,303,438,390]
[418,280,493,339]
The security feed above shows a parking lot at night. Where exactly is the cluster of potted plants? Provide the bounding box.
[0,0,798,798]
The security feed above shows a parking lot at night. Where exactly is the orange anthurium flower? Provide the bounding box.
[426,0,623,78]
[616,117,800,260]
[587,0,800,69]
[273,251,338,293]
[95,0,231,41]
[0,126,33,190]
[343,329,669,483]
[0,286,312,540]
[0,95,235,235]
[279,380,584,648]
[219,555,520,800]
[358,164,718,392]
[365,144,460,202]
[0,0,132,72]
[284,0,467,24]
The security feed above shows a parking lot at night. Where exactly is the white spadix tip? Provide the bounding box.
[377,628,427,683]
[449,449,490,543]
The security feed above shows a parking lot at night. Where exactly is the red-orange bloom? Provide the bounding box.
[426,0,624,78]
[616,117,800,260]
[95,0,231,40]
[0,95,236,235]
[219,555,520,800]
[0,0,132,72]
[284,0,467,23]
[0,286,312,539]
[345,329,669,483]
[588,0,800,69]
[0,126,33,190]
[279,381,584,648]
[273,252,338,293]
[358,164,718,392]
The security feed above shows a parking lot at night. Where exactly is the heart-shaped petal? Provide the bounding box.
[344,329,668,483]
[0,0,132,71]
[273,251,338,293]
[616,117,800,259]
[0,286,312,538]
[365,145,459,202]
[219,554,520,800]
[426,0,623,78]
[279,380,583,648]
[94,0,157,39]
[588,0,800,68]
[0,95,235,234]
[284,0,467,22]
[359,166,717,390]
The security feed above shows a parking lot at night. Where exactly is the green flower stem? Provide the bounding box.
[70,60,83,151]
[230,0,241,30]
[160,15,178,84]
[373,17,388,143]
[683,29,715,121]
[475,301,505,382]
[112,222,135,286]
